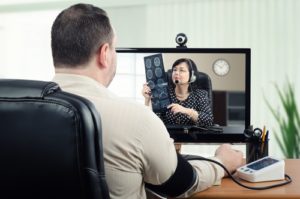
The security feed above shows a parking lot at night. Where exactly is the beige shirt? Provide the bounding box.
[53,74,224,199]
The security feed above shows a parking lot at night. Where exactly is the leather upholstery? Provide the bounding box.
[0,79,109,199]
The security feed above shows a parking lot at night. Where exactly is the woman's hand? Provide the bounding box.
[142,83,151,106]
[167,103,189,114]
[168,104,199,122]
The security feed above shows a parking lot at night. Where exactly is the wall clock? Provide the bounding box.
[213,59,230,76]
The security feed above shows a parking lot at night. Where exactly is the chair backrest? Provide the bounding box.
[166,69,213,110]
[0,79,109,199]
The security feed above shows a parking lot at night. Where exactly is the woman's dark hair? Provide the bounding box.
[171,58,198,81]
[51,3,114,68]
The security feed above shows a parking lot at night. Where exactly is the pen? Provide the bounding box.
[262,129,268,142]
[261,126,266,140]
[260,130,269,157]
[264,130,269,142]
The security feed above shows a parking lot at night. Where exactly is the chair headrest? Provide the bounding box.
[0,79,61,98]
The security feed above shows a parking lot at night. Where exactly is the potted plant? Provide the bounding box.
[266,83,300,158]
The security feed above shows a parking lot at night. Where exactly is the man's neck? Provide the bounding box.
[55,66,107,87]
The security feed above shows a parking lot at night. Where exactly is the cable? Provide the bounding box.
[186,156,292,190]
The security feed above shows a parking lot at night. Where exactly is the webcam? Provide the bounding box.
[175,33,188,48]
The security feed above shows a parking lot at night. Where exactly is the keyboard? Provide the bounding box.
[165,124,223,133]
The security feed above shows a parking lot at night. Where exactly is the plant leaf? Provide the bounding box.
[265,82,300,158]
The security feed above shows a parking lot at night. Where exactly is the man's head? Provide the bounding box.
[51,3,116,86]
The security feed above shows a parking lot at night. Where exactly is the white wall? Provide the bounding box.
[0,0,299,157]
[0,10,57,80]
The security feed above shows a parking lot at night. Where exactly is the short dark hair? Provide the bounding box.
[172,58,198,79]
[51,3,114,68]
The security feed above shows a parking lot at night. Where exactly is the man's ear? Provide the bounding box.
[97,43,110,69]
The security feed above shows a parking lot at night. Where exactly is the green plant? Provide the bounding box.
[265,83,300,158]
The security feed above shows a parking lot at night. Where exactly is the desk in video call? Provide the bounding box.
[167,126,246,143]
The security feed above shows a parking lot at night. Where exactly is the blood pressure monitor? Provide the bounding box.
[237,156,285,182]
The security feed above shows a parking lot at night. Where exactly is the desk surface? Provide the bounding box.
[189,159,300,199]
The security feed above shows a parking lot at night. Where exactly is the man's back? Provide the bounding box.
[53,74,177,198]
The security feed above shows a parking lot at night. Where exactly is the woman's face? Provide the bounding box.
[172,62,190,84]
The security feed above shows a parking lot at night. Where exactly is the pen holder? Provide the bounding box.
[246,139,269,163]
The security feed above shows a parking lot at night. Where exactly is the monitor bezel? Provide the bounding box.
[116,48,251,143]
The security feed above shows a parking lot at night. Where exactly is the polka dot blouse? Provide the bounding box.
[156,88,214,127]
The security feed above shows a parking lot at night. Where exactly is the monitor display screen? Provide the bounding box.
[112,48,251,143]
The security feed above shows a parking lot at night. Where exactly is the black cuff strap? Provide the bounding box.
[145,153,197,197]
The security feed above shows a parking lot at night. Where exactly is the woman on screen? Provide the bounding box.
[142,58,213,127]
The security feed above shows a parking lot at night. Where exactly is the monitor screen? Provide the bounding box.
[112,48,251,143]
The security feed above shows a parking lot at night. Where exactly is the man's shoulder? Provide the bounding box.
[95,96,157,117]
[116,98,158,117]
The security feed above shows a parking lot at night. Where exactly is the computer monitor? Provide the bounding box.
[112,48,251,143]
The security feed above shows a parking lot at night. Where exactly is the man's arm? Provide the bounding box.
[178,144,244,197]
[139,109,243,198]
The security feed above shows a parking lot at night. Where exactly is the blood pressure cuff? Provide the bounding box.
[145,153,197,197]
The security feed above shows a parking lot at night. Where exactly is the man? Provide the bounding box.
[51,3,244,199]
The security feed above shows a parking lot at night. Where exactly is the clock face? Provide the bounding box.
[213,59,230,76]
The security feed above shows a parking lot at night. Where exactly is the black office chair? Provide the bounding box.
[0,79,109,199]
[166,69,213,110]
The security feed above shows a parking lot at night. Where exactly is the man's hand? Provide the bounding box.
[215,144,244,177]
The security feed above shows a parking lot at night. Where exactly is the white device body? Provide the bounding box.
[237,156,285,182]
